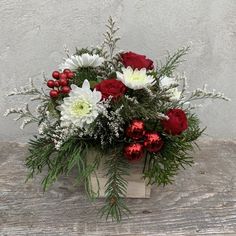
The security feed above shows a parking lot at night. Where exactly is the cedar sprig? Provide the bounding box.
[100,149,130,222]
[157,47,190,78]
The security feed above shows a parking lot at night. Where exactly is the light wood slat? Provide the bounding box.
[0,140,236,235]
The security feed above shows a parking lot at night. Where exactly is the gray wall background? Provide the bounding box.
[0,0,235,142]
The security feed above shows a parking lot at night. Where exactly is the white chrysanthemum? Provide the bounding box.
[59,53,104,71]
[159,76,181,101]
[159,76,177,88]
[57,80,102,128]
[116,67,155,90]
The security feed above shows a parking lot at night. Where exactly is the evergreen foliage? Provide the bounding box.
[100,149,130,221]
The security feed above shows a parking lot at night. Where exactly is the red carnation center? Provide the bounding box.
[95,78,127,100]
[161,108,188,135]
[121,51,154,70]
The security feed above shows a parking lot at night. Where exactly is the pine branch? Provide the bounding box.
[157,47,190,77]
[78,149,102,199]
[26,137,55,180]
[100,149,130,222]
[26,136,92,192]
[112,92,169,124]
[42,138,89,191]
[144,113,203,185]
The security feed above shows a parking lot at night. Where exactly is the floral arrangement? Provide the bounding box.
[5,17,229,221]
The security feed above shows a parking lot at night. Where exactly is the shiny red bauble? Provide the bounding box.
[123,143,144,162]
[50,90,59,98]
[67,72,74,79]
[52,71,60,79]
[144,131,164,153]
[61,86,71,94]
[126,119,145,140]
[59,78,68,87]
[59,73,67,80]
[47,80,55,88]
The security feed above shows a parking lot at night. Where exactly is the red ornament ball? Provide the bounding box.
[63,69,71,74]
[144,131,164,153]
[61,86,71,94]
[47,80,55,88]
[59,73,67,80]
[52,71,60,79]
[50,90,59,98]
[126,119,145,140]
[59,78,68,87]
[123,143,144,162]
[67,72,75,79]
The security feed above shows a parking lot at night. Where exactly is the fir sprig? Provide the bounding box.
[26,136,55,180]
[144,113,203,186]
[26,136,89,191]
[157,47,190,77]
[100,149,130,221]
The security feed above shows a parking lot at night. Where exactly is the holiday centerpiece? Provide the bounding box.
[5,17,229,221]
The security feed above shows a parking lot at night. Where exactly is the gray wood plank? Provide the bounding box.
[0,140,236,236]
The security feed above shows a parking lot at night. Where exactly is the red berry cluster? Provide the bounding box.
[47,69,75,98]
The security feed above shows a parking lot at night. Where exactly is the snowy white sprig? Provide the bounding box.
[90,105,125,146]
[50,124,79,150]
[124,95,139,104]
[185,84,231,102]
[102,16,120,60]
[4,104,39,129]
[7,78,47,100]
[4,77,50,129]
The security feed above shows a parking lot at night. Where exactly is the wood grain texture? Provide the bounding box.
[0,140,236,235]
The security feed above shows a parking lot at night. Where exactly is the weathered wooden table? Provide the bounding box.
[0,140,236,236]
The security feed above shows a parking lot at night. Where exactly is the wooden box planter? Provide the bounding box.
[87,150,151,198]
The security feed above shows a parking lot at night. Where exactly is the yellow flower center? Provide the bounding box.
[133,76,142,80]
[128,72,146,83]
[71,100,92,117]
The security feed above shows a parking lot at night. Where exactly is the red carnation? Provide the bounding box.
[95,79,127,100]
[161,109,188,135]
[121,51,154,70]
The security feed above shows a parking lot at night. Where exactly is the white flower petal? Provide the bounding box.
[116,67,155,90]
[59,53,104,71]
[159,76,176,88]
[82,54,89,67]
[159,76,181,101]
[93,89,102,101]
[57,81,103,129]
[82,79,90,90]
